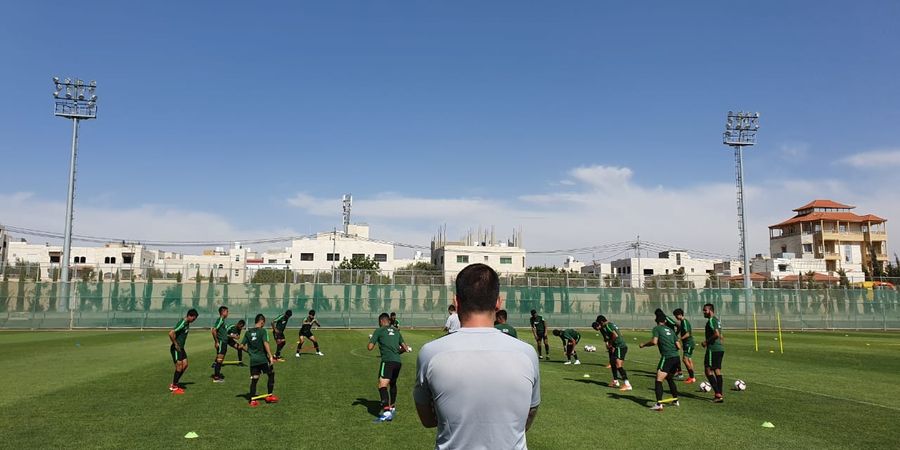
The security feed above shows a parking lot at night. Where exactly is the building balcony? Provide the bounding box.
[820,252,840,261]
[865,232,888,241]
[818,231,864,242]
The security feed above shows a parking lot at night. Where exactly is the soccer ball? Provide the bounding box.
[699,381,713,392]
[734,379,747,391]
[583,345,596,352]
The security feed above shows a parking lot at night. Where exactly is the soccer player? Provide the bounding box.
[295,309,323,357]
[390,312,401,328]
[530,309,550,359]
[443,305,460,334]
[673,308,696,383]
[594,315,631,391]
[211,306,229,382]
[168,308,199,394]
[655,307,683,379]
[368,312,410,422]
[701,303,725,403]
[225,320,246,364]
[270,309,292,361]
[591,317,614,370]
[639,313,682,411]
[494,309,518,338]
[552,328,580,365]
[239,313,278,407]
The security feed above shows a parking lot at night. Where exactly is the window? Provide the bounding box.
[778,264,788,272]
[676,254,682,265]
[352,253,365,260]
[104,257,111,264]
[74,256,86,264]
[218,264,224,269]
[500,257,512,264]
[122,254,133,264]
[456,255,469,264]
[802,244,813,253]
[50,255,60,263]
[373,254,387,262]
[839,224,847,233]
[110,257,116,264]
[268,259,277,264]
[644,269,654,275]
[300,253,314,261]
[234,270,239,277]
[781,246,787,253]
[235,256,240,261]
[484,256,489,262]
[327,253,340,262]
[284,260,291,264]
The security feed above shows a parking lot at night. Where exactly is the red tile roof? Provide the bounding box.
[792,199,854,211]
[779,273,840,282]
[770,211,886,228]
[725,273,768,282]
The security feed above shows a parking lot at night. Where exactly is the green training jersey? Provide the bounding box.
[560,328,580,342]
[652,324,680,358]
[241,327,270,366]
[172,318,190,348]
[300,317,318,334]
[213,316,228,340]
[273,313,290,332]
[603,322,626,348]
[226,324,242,338]
[705,317,724,351]
[678,318,694,346]
[369,325,405,363]
[390,318,401,328]
[530,315,546,333]
[664,315,677,331]
[495,323,518,338]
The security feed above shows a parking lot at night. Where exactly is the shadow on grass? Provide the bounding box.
[235,393,251,401]
[565,378,607,387]
[352,397,383,417]
[606,392,652,407]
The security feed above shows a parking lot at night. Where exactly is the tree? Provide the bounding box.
[837,269,850,288]
[252,268,292,284]
[338,255,380,271]
[401,261,439,272]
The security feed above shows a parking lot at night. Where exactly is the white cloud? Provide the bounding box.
[569,165,633,191]
[778,142,810,160]
[839,149,900,168]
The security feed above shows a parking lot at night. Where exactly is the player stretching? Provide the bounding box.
[168,309,199,394]
[368,312,410,422]
[673,308,696,383]
[240,314,278,407]
[639,313,682,411]
[552,328,581,365]
[271,309,292,361]
[655,308,683,379]
[701,303,725,403]
[594,315,631,391]
[295,310,324,357]
[211,306,229,382]
[390,312,401,328]
[225,320,246,364]
[494,309,518,338]
[530,310,550,359]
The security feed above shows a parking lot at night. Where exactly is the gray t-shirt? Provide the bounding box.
[414,327,541,450]
[444,313,461,333]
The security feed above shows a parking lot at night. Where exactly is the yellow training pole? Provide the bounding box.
[776,312,784,354]
[753,312,759,352]
[251,394,270,400]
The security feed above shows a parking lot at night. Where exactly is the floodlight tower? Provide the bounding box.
[723,111,759,299]
[53,77,98,311]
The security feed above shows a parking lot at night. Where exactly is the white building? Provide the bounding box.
[6,240,156,280]
[749,254,865,283]
[156,243,249,283]
[713,260,744,276]
[431,228,526,282]
[562,256,585,273]
[580,261,612,276]
[611,250,720,287]
[289,224,395,273]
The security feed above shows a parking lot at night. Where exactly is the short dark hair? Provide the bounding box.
[218,306,228,314]
[552,329,562,336]
[673,308,684,317]
[496,309,508,322]
[285,310,293,317]
[255,313,265,324]
[186,309,199,318]
[390,312,396,316]
[236,319,246,327]
[455,264,500,320]
[308,310,315,316]
[703,303,715,312]
[654,308,664,317]
[530,309,537,315]
[597,315,607,323]
[378,312,390,323]
[448,304,456,312]
[656,314,667,324]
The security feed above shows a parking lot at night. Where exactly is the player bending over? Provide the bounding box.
[168,308,199,394]
[494,309,518,338]
[368,312,410,422]
[225,320,246,365]
[594,315,631,391]
[552,328,581,365]
[640,313,682,411]
[271,309,292,361]
[530,310,550,359]
[673,308,696,383]
[240,314,278,407]
[295,309,324,357]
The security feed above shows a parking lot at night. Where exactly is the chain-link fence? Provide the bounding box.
[1,278,898,331]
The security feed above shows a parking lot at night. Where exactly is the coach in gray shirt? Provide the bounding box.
[414,263,540,450]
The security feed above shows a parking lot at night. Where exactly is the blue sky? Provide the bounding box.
[1,1,898,264]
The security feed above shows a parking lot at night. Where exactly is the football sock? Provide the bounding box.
[295,343,302,353]
[379,387,389,408]
[314,342,320,352]
[667,376,679,397]
[536,345,542,357]
[267,373,275,394]
[389,383,397,406]
[276,342,285,356]
[237,349,243,361]
[688,368,694,378]
[716,374,724,394]
[544,343,550,354]
[250,377,259,398]
[173,370,183,386]
[706,373,716,389]
[214,362,221,377]
[610,367,618,380]
[654,380,663,401]
[619,368,629,381]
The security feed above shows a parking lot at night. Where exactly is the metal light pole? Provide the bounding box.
[53,77,98,312]
[723,111,759,310]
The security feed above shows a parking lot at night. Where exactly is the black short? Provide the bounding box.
[379,361,401,382]
[705,350,724,370]
[273,330,285,341]
[535,331,546,340]
[613,346,628,361]
[250,363,274,376]
[658,356,680,374]
[170,344,187,363]
[299,330,314,339]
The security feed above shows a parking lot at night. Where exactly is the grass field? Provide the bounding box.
[1,327,898,449]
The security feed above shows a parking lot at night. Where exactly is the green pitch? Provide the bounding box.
[1,329,898,449]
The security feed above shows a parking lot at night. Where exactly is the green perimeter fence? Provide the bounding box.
[1,280,899,331]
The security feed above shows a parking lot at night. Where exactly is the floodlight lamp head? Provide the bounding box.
[89,80,96,87]
[53,76,60,83]
[53,91,60,98]
[76,79,83,86]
